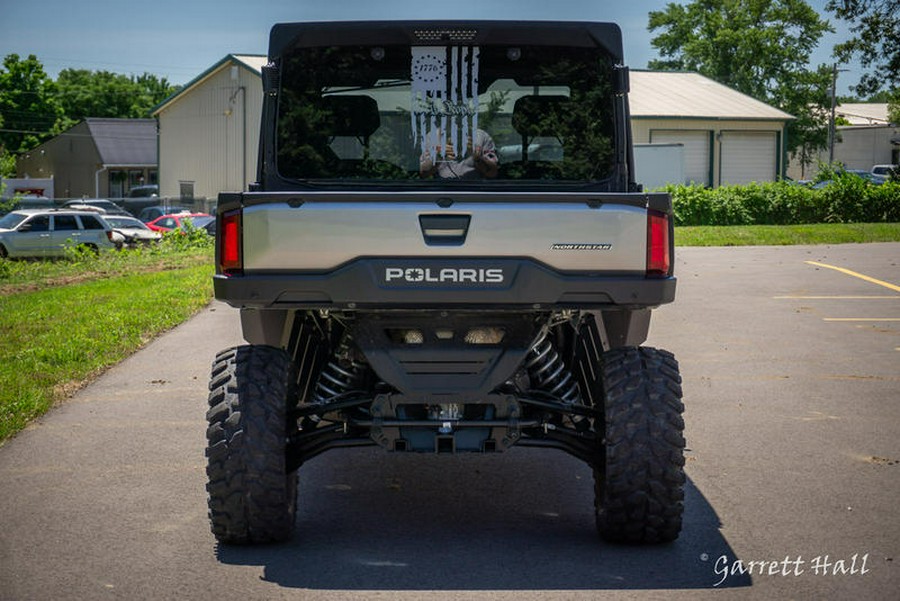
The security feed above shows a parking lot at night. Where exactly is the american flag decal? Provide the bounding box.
[411,46,480,159]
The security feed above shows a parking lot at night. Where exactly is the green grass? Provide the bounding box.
[676,223,900,246]
[0,248,213,444]
[1,221,898,444]
[0,240,211,295]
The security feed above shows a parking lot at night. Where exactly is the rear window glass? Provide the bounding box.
[277,44,616,185]
[79,215,106,230]
[53,215,80,231]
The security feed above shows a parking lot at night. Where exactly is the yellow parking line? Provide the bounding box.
[774,295,899,299]
[805,261,900,293]
[823,318,900,322]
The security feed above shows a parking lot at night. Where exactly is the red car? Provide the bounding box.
[145,212,210,233]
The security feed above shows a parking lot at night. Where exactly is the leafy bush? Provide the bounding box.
[0,196,18,215]
[867,180,900,222]
[666,178,900,226]
[63,240,104,264]
[158,222,214,252]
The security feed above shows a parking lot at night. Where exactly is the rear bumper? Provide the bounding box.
[214,257,676,310]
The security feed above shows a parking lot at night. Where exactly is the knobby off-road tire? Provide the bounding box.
[594,346,685,544]
[205,345,298,544]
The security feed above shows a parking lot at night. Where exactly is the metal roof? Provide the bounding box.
[231,54,268,74]
[836,103,890,126]
[151,54,266,116]
[629,71,793,121]
[84,118,157,166]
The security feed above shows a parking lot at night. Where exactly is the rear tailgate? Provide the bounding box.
[236,191,668,272]
[214,191,675,309]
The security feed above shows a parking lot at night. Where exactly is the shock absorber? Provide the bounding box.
[525,329,582,405]
[312,335,367,404]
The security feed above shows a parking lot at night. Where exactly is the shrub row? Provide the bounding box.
[664,174,900,226]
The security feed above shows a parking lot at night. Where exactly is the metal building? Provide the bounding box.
[151,55,266,205]
[786,103,899,180]
[630,71,794,187]
[15,119,157,199]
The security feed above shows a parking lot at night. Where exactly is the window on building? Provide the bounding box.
[128,170,145,191]
[109,170,127,198]
[179,181,195,201]
[111,169,152,197]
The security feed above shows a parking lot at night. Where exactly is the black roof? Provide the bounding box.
[85,118,156,166]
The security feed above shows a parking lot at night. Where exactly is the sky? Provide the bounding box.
[2,0,863,96]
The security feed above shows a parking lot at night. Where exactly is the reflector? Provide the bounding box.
[219,211,242,274]
[647,211,670,276]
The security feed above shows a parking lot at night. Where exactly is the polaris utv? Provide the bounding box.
[206,20,685,545]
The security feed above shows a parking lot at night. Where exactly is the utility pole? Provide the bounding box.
[828,64,848,165]
[829,64,837,164]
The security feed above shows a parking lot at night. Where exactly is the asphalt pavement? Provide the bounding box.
[1,243,898,600]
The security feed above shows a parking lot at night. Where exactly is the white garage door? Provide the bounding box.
[720,131,777,185]
[650,130,710,185]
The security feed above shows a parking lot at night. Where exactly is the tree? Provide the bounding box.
[0,106,7,178]
[888,90,900,124]
[0,54,63,155]
[779,64,835,175]
[0,54,181,177]
[55,69,178,123]
[865,89,895,103]
[827,0,900,96]
[647,0,834,168]
[0,149,14,178]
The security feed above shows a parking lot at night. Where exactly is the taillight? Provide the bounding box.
[219,210,242,275]
[647,210,671,277]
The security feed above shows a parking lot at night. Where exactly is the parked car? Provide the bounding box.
[0,209,116,258]
[63,199,132,216]
[871,164,898,179]
[127,185,159,198]
[498,141,563,162]
[138,205,188,223]
[102,215,162,248]
[189,215,216,236]
[811,169,887,188]
[2,195,55,211]
[145,213,211,233]
[847,169,887,184]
